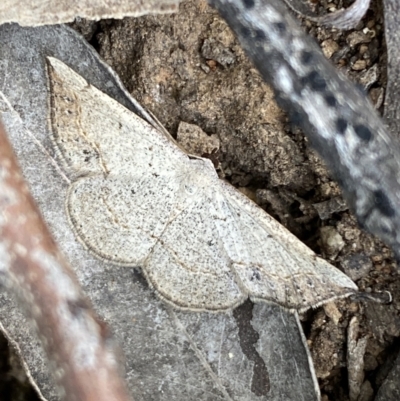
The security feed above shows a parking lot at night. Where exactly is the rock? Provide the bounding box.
[340,253,372,281]
[320,226,345,259]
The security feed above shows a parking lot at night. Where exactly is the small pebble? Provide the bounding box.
[341,253,372,281]
[347,31,372,47]
[323,302,342,325]
[352,60,367,71]
[321,39,339,59]
[320,226,345,259]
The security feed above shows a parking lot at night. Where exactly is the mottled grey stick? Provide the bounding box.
[208,0,400,262]
[383,0,400,135]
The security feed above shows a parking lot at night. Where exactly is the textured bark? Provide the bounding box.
[383,0,400,135]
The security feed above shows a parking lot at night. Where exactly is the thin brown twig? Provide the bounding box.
[0,118,133,401]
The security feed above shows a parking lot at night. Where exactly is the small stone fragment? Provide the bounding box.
[346,31,372,47]
[320,226,345,259]
[323,302,342,325]
[310,317,343,379]
[370,87,384,109]
[358,64,379,90]
[201,38,236,68]
[319,182,342,198]
[359,44,369,56]
[341,253,372,281]
[321,39,339,59]
[313,196,348,220]
[366,20,375,29]
[206,59,217,71]
[352,60,367,71]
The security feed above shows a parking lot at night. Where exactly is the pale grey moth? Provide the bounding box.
[46,56,357,312]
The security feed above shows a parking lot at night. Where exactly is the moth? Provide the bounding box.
[46,56,357,312]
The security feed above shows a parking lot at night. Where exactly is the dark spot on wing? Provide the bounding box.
[336,118,348,134]
[251,269,261,281]
[354,124,373,142]
[374,190,395,217]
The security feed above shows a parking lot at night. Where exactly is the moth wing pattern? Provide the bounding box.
[217,181,357,311]
[47,56,357,312]
[46,56,186,177]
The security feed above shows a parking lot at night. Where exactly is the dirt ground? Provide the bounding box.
[1,0,400,400]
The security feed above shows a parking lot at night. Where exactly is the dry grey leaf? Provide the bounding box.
[0,23,321,401]
[0,0,180,27]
